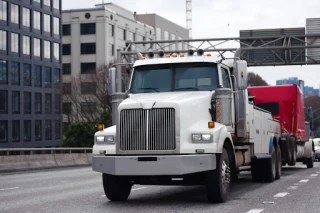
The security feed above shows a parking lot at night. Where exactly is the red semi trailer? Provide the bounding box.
[248,84,314,168]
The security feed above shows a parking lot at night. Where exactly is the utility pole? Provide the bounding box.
[186,0,192,39]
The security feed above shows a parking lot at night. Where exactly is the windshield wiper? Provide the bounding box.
[174,87,199,91]
[138,87,160,92]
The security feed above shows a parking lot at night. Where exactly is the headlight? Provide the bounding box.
[95,135,115,143]
[96,136,105,142]
[192,134,213,142]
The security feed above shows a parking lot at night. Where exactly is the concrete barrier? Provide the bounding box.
[0,153,92,172]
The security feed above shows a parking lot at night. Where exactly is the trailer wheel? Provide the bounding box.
[205,148,230,203]
[287,136,297,166]
[264,146,276,183]
[102,173,132,201]
[275,144,282,180]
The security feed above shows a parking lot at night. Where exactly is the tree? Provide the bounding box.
[248,72,269,87]
[62,65,112,124]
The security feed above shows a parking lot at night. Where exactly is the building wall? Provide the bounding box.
[0,0,62,148]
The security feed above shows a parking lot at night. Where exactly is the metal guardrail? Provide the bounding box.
[0,148,93,156]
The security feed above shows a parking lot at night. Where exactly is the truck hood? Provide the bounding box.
[122,91,214,109]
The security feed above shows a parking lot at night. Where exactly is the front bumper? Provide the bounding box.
[92,154,216,176]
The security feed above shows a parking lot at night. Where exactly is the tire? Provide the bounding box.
[288,136,297,166]
[275,144,282,180]
[264,146,276,183]
[306,154,314,169]
[102,173,132,201]
[205,148,230,203]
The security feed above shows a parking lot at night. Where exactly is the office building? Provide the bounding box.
[62,2,189,124]
[0,0,62,148]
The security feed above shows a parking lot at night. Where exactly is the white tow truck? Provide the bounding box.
[92,49,281,203]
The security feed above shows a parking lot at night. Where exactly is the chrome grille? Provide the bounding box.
[120,108,175,151]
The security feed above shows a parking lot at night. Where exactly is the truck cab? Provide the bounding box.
[92,50,281,203]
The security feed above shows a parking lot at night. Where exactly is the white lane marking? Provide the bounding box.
[310,174,318,177]
[101,195,106,197]
[299,179,309,183]
[0,187,20,191]
[246,209,264,213]
[316,172,320,173]
[131,187,147,191]
[263,201,275,204]
[274,192,289,198]
[288,186,298,190]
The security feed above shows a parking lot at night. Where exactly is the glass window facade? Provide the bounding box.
[11,4,19,24]
[11,33,19,53]
[44,14,51,33]
[54,43,59,60]
[35,120,41,141]
[53,17,59,35]
[35,93,41,113]
[0,1,7,21]
[34,65,41,87]
[11,62,19,85]
[23,7,31,27]
[33,11,41,30]
[0,60,7,84]
[24,92,31,114]
[24,120,31,142]
[0,30,7,51]
[44,40,51,59]
[23,64,31,86]
[12,120,20,142]
[23,36,31,55]
[34,38,41,57]
[0,90,7,114]
[12,91,20,114]
[81,23,95,35]
[0,120,8,143]
[0,1,62,148]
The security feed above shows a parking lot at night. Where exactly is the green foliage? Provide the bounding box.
[61,110,112,147]
[248,72,269,86]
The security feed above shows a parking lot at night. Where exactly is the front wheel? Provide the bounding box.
[102,173,132,201]
[275,144,282,180]
[205,148,230,203]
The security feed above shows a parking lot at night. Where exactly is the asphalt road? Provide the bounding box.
[1,162,320,213]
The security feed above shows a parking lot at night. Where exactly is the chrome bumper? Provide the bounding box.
[92,154,216,176]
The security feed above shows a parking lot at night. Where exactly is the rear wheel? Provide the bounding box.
[275,144,282,180]
[264,146,276,183]
[288,136,297,166]
[102,173,132,201]
[205,148,230,203]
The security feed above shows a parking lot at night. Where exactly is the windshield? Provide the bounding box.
[130,63,219,94]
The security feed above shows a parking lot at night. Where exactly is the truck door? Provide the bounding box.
[220,66,235,132]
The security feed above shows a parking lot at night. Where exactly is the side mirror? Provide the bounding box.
[234,60,248,90]
[108,67,116,94]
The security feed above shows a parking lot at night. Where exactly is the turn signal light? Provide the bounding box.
[206,53,211,56]
[165,55,170,58]
[172,53,177,57]
[180,53,184,57]
[217,100,221,105]
[97,124,104,131]
[141,57,145,60]
[208,121,215,128]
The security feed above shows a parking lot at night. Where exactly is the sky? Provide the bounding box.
[62,0,320,89]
